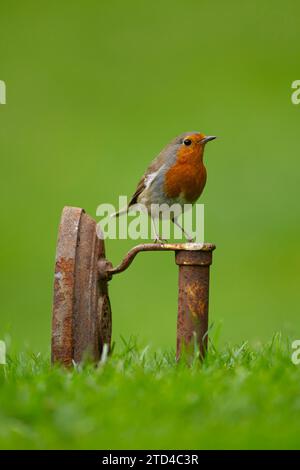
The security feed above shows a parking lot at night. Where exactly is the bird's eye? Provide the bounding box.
[183,138,192,146]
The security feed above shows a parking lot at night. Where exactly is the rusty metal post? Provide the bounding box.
[175,247,215,361]
[52,206,215,366]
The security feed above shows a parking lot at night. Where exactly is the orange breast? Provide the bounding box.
[164,160,207,203]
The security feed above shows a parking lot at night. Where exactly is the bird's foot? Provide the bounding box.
[153,237,168,244]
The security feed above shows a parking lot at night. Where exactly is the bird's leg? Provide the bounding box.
[172,217,195,242]
[151,217,167,243]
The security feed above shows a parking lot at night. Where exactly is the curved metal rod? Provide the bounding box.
[108,242,216,276]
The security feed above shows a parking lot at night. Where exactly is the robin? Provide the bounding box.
[114,132,216,241]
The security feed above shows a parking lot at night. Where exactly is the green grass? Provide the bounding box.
[1,334,300,450]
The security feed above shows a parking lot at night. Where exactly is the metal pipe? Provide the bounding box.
[100,241,216,362]
[105,242,215,277]
[175,248,215,362]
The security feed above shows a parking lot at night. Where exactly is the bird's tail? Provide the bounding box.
[110,206,128,218]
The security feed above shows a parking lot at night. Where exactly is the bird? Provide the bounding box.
[114,131,216,242]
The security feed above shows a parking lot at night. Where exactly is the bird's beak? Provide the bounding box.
[201,135,217,144]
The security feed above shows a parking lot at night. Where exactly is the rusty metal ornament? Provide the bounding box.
[52,206,215,366]
[51,206,112,366]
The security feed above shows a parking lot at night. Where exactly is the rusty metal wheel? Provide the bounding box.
[51,206,112,366]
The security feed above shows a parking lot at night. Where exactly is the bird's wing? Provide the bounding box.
[128,135,182,207]
[128,152,167,207]
[128,177,146,207]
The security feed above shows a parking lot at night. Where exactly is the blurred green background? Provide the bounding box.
[1,0,299,354]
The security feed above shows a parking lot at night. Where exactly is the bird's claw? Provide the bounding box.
[153,237,168,244]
